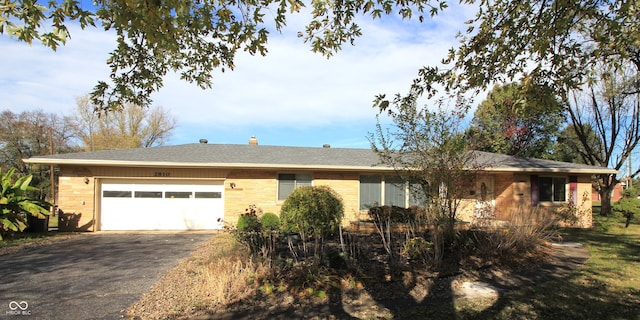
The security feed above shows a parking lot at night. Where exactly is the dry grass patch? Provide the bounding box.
[126,233,270,320]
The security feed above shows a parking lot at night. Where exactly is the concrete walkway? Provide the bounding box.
[0,232,214,320]
[456,241,590,300]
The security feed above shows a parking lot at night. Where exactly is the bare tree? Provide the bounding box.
[140,106,177,147]
[566,64,640,216]
[0,109,78,200]
[371,93,480,265]
[72,96,177,151]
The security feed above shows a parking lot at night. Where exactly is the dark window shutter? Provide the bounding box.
[531,175,539,205]
[569,175,578,205]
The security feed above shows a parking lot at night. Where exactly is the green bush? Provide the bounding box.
[260,212,280,231]
[280,185,344,239]
[613,197,639,228]
[236,213,260,232]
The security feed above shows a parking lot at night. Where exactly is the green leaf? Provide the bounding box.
[0,168,51,237]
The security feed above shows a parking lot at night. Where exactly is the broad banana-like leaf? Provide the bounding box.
[1,217,25,232]
[20,202,50,219]
[0,168,51,238]
[14,174,33,193]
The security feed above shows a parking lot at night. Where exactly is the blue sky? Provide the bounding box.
[0,4,478,149]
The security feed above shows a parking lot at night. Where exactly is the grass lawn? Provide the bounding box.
[48,213,59,229]
[452,214,640,319]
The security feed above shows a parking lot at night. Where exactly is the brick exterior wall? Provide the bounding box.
[57,170,96,231]
[224,170,279,226]
[313,172,361,224]
[56,165,595,231]
[224,170,362,226]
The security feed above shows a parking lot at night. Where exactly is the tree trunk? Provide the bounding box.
[599,187,613,216]
[597,174,617,216]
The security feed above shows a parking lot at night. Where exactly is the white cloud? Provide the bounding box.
[1,26,113,113]
[0,3,476,145]
[154,10,468,127]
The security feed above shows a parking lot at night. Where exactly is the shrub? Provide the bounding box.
[260,212,280,231]
[402,237,432,261]
[613,197,639,228]
[236,213,260,233]
[554,190,591,227]
[233,205,276,259]
[367,205,427,258]
[368,205,415,224]
[280,185,344,239]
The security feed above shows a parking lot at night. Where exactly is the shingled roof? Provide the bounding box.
[23,143,617,174]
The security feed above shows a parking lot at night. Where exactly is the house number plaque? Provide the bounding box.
[154,172,171,177]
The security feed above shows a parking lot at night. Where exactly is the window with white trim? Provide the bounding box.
[278,173,312,201]
[384,176,406,207]
[360,175,382,209]
[360,175,424,209]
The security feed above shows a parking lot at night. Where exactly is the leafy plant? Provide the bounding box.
[612,198,638,228]
[236,213,260,233]
[1,168,51,239]
[368,205,427,258]
[554,190,591,227]
[280,185,344,239]
[233,205,279,261]
[259,212,280,231]
[402,237,432,262]
[280,186,344,258]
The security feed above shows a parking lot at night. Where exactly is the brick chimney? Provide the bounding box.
[248,136,258,145]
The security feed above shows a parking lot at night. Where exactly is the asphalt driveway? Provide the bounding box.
[0,232,215,320]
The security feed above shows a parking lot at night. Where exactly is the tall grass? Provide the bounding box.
[465,206,558,263]
[202,252,270,305]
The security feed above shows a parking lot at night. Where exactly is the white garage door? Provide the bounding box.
[100,181,224,231]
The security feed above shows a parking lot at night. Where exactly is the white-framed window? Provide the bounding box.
[384,176,407,207]
[539,176,567,203]
[360,175,382,209]
[278,173,312,201]
[359,175,424,210]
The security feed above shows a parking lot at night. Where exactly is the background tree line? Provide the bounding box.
[464,66,639,216]
[0,96,176,202]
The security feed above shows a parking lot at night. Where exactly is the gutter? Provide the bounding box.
[23,158,618,175]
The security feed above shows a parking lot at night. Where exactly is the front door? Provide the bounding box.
[475,175,495,218]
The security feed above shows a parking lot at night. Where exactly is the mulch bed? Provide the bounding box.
[126,232,589,320]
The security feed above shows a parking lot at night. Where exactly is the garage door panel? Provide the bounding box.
[100,181,224,231]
